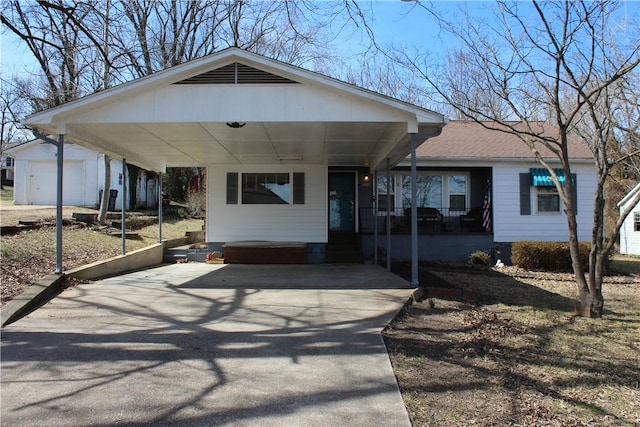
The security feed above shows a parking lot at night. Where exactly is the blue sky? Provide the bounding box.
[0,1,485,80]
[3,1,637,81]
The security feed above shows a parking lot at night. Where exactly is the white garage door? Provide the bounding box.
[29,160,85,205]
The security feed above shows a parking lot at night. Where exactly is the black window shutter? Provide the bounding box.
[571,173,577,215]
[293,173,305,204]
[226,172,238,204]
[519,173,531,215]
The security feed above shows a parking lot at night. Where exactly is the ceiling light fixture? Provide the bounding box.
[226,122,246,128]
[278,155,303,161]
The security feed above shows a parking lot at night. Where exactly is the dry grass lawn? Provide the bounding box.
[385,263,640,426]
[1,189,203,304]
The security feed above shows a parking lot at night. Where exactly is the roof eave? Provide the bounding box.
[618,182,640,206]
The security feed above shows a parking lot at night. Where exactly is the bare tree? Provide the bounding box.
[2,0,358,220]
[398,0,640,317]
[0,79,28,189]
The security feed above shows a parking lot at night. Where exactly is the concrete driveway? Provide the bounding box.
[1,264,413,426]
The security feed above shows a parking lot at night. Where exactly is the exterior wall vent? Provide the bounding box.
[174,63,299,85]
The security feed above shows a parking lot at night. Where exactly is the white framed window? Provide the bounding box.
[401,175,442,209]
[634,212,640,232]
[376,175,395,212]
[242,173,290,204]
[226,172,304,205]
[536,186,560,213]
[448,175,467,211]
[399,172,468,212]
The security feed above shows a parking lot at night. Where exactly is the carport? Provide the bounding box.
[25,48,446,284]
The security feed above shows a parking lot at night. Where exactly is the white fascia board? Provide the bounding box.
[3,139,44,154]
[395,157,595,167]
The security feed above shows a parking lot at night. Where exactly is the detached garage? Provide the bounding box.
[6,139,123,207]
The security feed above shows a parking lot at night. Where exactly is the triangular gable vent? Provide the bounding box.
[174,62,299,85]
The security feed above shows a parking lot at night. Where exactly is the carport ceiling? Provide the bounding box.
[65,121,409,167]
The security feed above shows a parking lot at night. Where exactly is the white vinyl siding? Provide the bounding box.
[207,165,327,243]
[492,163,595,242]
[619,190,640,255]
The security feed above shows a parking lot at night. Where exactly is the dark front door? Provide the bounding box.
[329,172,356,232]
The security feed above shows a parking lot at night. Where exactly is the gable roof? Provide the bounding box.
[25,48,445,171]
[416,121,593,161]
[618,182,640,207]
[4,139,46,154]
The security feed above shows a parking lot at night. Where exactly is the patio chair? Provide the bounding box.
[460,207,484,232]
[404,207,444,233]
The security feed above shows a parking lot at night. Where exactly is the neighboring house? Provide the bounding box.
[618,183,640,256]
[359,121,597,263]
[5,140,158,209]
[1,152,15,186]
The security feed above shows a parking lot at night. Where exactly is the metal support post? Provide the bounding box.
[158,172,163,243]
[121,159,127,255]
[386,158,391,272]
[373,170,378,266]
[55,135,64,274]
[410,133,419,287]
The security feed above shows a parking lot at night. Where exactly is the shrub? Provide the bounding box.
[177,207,190,219]
[186,191,204,218]
[468,250,491,266]
[511,241,592,272]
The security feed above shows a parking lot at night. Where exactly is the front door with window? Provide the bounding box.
[329,172,356,232]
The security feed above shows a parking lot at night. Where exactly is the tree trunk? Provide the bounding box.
[97,155,111,225]
[577,284,604,318]
[562,166,605,318]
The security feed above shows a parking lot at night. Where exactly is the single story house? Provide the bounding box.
[24,47,445,275]
[362,121,597,263]
[22,47,595,268]
[5,139,157,209]
[618,183,640,255]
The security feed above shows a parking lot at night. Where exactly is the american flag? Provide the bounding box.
[482,181,491,232]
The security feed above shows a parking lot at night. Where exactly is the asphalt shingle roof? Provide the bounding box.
[417,121,594,160]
